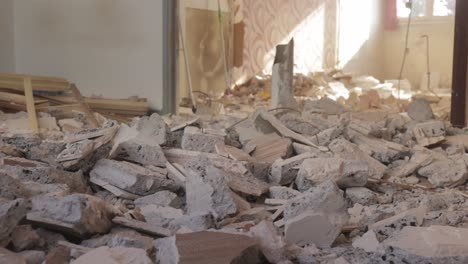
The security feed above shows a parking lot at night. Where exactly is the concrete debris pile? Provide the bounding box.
[1,95,468,264]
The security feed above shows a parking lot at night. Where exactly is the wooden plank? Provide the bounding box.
[70,84,99,128]
[23,76,39,133]
[451,0,468,127]
[0,91,48,105]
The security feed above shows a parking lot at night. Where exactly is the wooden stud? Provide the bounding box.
[23,76,39,133]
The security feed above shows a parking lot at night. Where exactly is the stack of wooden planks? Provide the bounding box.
[0,73,150,126]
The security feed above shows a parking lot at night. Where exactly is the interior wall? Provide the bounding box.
[13,0,165,110]
[339,0,385,80]
[234,0,385,84]
[383,20,455,89]
[0,0,15,72]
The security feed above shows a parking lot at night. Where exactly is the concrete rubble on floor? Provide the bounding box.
[0,89,467,263]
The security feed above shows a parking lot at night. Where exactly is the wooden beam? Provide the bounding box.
[451,0,468,127]
[23,76,39,133]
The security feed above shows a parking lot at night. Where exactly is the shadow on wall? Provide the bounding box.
[235,0,336,85]
[235,0,379,85]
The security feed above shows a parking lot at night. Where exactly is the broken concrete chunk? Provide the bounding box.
[418,159,468,187]
[295,158,368,191]
[384,226,468,261]
[386,149,433,178]
[284,181,347,221]
[11,225,43,251]
[18,250,45,264]
[269,186,301,200]
[0,157,88,193]
[72,246,153,264]
[329,138,386,179]
[22,182,70,197]
[181,126,225,153]
[0,248,27,264]
[27,194,114,238]
[134,191,181,209]
[185,163,237,220]
[135,113,169,146]
[43,246,70,264]
[155,231,263,264]
[113,138,167,167]
[154,236,179,264]
[369,206,427,241]
[269,152,320,185]
[0,199,30,246]
[407,98,434,122]
[90,159,178,196]
[249,221,286,263]
[283,181,348,247]
[271,39,299,110]
[279,113,320,136]
[81,229,153,254]
[140,204,183,228]
[285,211,344,248]
[352,230,379,253]
[412,120,446,146]
[0,172,29,199]
[169,213,215,233]
[345,187,377,206]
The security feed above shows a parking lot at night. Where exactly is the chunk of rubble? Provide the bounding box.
[154,231,263,264]
[134,191,181,209]
[0,172,29,199]
[181,126,225,153]
[140,204,183,228]
[249,220,287,263]
[418,159,468,187]
[112,217,171,237]
[0,248,27,264]
[18,250,45,264]
[0,157,88,193]
[185,160,237,220]
[283,181,348,247]
[113,138,167,167]
[383,225,468,262]
[134,113,169,146]
[412,120,446,146]
[407,98,434,122]
[269,186,301,200]
[27,194,114,238]
[369,206,427,241]
[0,199,30,246]
[329,138,386,179]
[295,158,368,191]
[90,159,178,197]
[279,113,320,136]
[269,152,322,185]
[72,246,153,264]
[81,229,153,254]
[345,187,377,206]
[11,225,43,251]
[352,230,379,253]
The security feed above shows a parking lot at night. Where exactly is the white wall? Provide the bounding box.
[13,0,164,110]
[384,20,455,89]
[339,0,385,80]
[0,0,15,72]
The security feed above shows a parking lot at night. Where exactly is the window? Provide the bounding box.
[397,0,456,18]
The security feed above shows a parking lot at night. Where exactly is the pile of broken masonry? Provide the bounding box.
[2,95,468,264]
